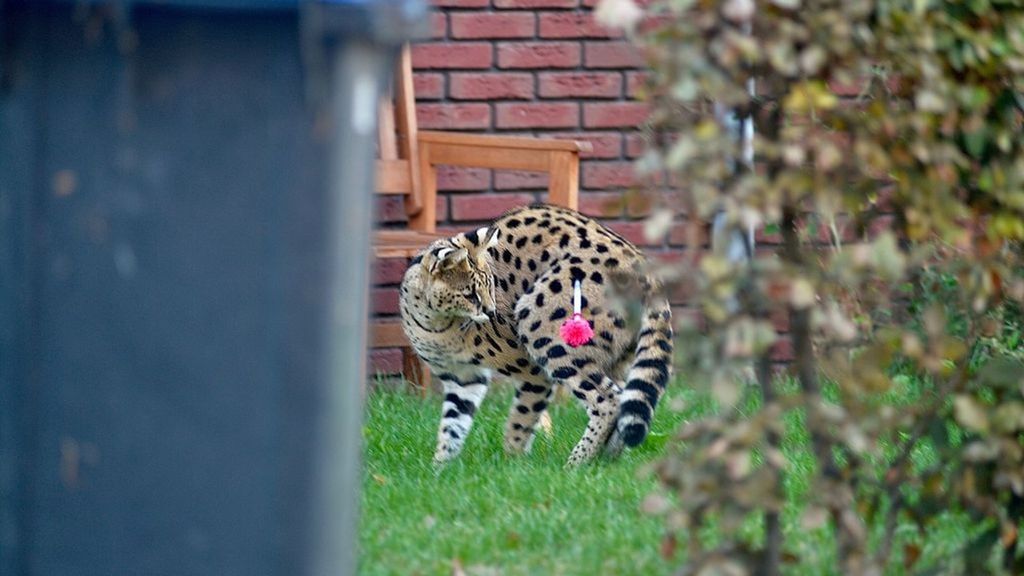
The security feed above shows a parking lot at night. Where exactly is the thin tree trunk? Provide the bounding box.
[781,204,867,572]
[757,352,782,576]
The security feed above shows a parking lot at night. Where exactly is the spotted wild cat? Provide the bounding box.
[399,204,673,466]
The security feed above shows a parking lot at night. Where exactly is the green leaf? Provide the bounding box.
[954,395,990,434]
[975,357,1024,391]
[963,128,987,159]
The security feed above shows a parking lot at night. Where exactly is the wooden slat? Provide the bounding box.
[375,160,412,194]
[401,350,431,395]
[373,230,447,258]
[374,230,447,246]
[374,245,421,259]
[419,130,592,153]
[395,46,425,218]
[410,140,438,232]
[371,321,410,347]
[426,142,551,172]
[547,150,579,210]
[377,97,398,161]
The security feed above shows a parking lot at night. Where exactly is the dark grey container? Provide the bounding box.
[0,1,425,574]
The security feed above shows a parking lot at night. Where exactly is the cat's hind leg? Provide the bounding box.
[502,367,554,456]
[433,369,490,465]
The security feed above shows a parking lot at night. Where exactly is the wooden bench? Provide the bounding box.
[370,46,591,390]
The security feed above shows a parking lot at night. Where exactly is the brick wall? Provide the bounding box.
[369,3,784,376]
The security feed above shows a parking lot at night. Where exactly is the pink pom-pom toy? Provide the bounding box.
[560,313,594,347]
[559,279,593,347]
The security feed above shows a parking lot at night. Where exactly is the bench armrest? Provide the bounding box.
[416,131,591,211]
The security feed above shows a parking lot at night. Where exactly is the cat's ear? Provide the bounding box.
[429,246,469,274]
[467,226,500,250]
[482,226,501,249]
[470,226,500,265]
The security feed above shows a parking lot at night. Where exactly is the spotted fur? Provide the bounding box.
[399,204,673,466]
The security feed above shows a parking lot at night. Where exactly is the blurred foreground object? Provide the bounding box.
[0,1,425,575]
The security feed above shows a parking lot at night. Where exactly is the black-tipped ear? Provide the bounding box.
[429,247,469,274]
[471,226,500,249]
[484,227,500,249]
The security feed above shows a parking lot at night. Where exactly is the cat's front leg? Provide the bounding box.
[433,369,491,465]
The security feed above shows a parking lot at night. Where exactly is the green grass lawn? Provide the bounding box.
[359,382,697,576]
[359,378,979,575]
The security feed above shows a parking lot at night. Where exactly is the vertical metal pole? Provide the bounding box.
[309,39,390,576]
[711,78,756,270]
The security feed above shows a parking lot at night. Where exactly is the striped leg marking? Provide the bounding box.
[433,371,490,465]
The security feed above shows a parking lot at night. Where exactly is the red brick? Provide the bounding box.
[430,12,447,38]
[583,102,649,128]
[538,12,622,39]
[637,13,673,35]
[497,42,581,69]
[584,41,645,68]
[754,246,779,264]
[578,191,625,217]
[770,338,794,362]
[651,249,690,266]
[605,220,663,247]
[625,132,646,157]
[436,195,450,222]
[771,309,790,333]
[828,78,868,97]
[451,13,536,39]
[376,197,407,223]
[831,73,897,99]
[668,220,710,247]
[549,131,623,159]
[378,196,449,224]
[620,192,653,217]
[368,348,403,376]
[434,226,465,237]
[626,71,650,98]
[754,224,782,245]
[431,0,488,7]
[669,305,704,332]
[412,42,492,69]
[496,0,577,7]
[651,191,684,211]
[416,103,491,130]
[583,161,636,189]
[495,170,549,190]
[452,193,537,221]
[372,287,401,314]
[373,258,408,285]
[668,278,696,305]
[495,102,579,129]
[810,216,858,244]
[437,166,492,191]
[538,72,622,98]
[449,73,535,100]
[413,73,445,100]
[867,214,896,238]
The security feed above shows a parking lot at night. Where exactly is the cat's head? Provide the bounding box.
[415,227,500,323]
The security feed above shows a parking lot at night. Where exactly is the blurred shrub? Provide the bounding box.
[599,0,1024,572]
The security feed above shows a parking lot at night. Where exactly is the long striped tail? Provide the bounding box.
[616,299,673,447]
